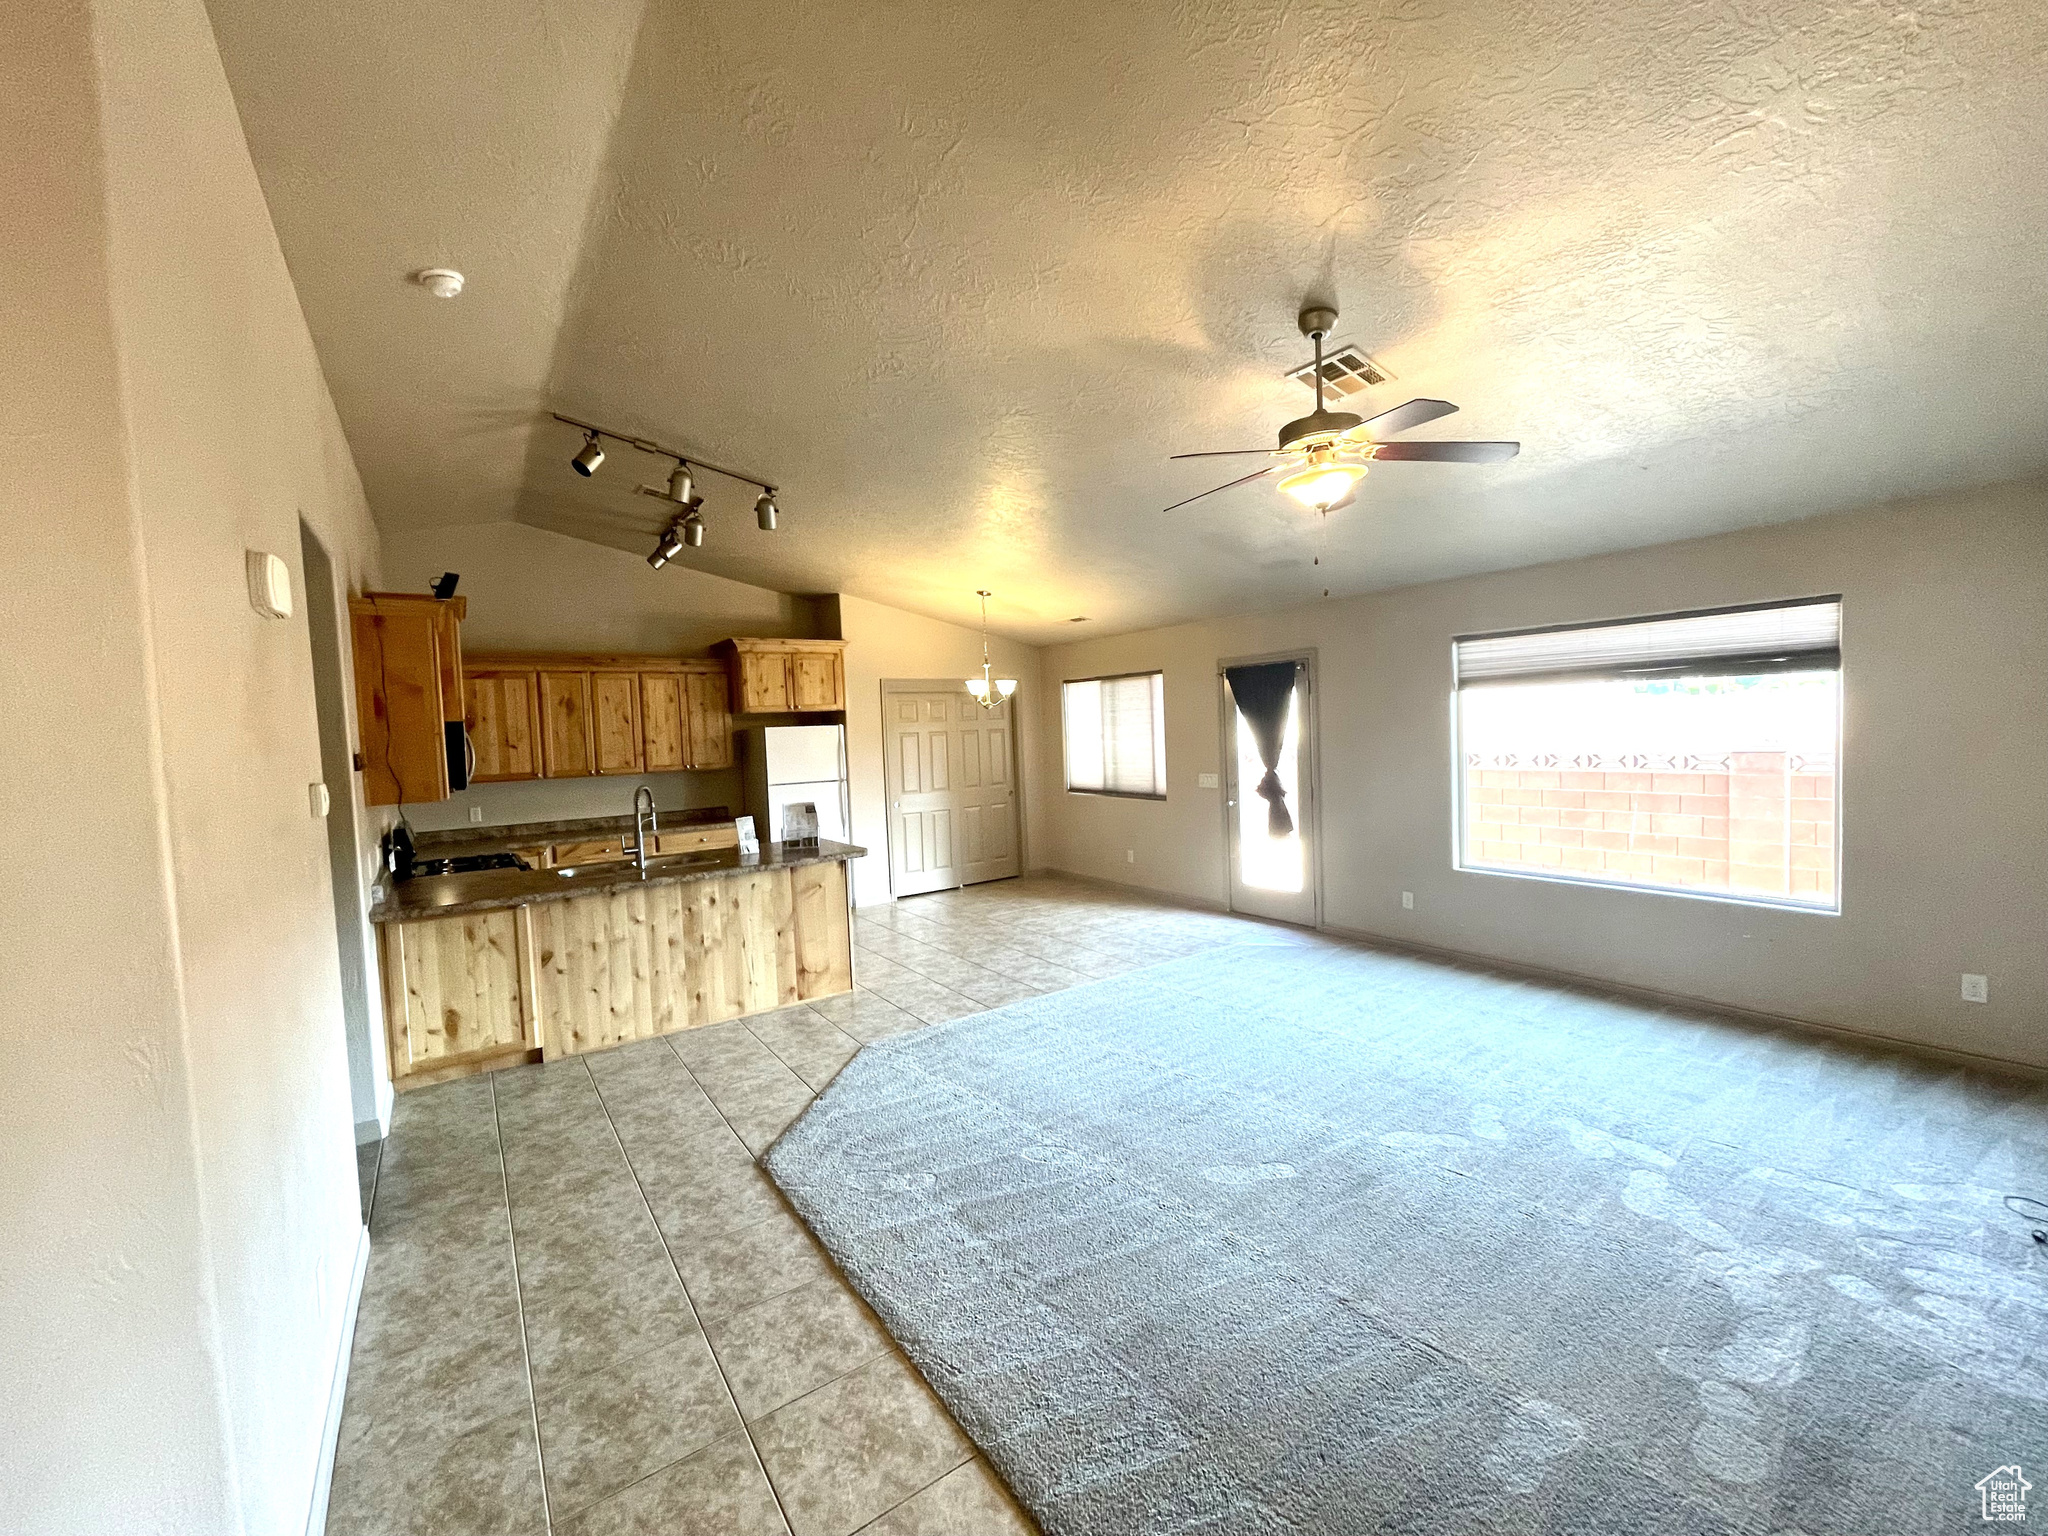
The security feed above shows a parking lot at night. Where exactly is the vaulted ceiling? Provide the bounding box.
[208,0,2048,642]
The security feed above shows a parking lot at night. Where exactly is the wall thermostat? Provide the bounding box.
[247,550,293,619]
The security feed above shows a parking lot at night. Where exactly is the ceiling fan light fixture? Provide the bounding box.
[1278,459,1367,510]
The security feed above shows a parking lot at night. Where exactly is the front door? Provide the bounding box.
[884,685,1021,896]
[1223,655,1319,926]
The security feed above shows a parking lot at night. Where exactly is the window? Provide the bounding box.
[1063,672,1166,798]
[1455,597,1841,909]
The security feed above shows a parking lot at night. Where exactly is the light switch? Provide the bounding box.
[308,782,330,818]
[1197,772,1220,790]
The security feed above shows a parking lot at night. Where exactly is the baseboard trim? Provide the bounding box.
[306,1223,370,1536]
[1039,868,1229,913]
[1317,921,2048,1083]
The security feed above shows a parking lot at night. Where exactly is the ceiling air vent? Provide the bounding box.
[1286,342,1392,400]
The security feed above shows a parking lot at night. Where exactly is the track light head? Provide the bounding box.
[647,520,687,569]
[665,463,693,503]
[571,431,605,477]
[754,490,778,531]
[681,505,706,547]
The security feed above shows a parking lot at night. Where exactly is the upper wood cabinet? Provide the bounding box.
[715,638,849,715]
[590,672,643,775]
[683,670,733,769]
[467,653,733,779]
[538,670,595,778]
[465,671,542,783]
[349,593,466,806]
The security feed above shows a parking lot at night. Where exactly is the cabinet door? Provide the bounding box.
[640,674,686,772]
[350,605,449,806]
[789,649,844,711]
[590,672,643,774]
[465,672,541,782]
[684,670,734,768]
[738,652,793,713]
[538,671,594,777]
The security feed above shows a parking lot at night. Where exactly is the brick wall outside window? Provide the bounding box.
[1463,750,1836,904]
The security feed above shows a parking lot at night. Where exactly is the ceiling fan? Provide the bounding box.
[1165,305,1519,514]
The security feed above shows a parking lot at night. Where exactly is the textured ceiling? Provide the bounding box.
[209,0,2048,642]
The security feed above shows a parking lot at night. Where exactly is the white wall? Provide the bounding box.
[838,595,1047,907]
[1,0,385,1529]
[1036,479,2048,1070]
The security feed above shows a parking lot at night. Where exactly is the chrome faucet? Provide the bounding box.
[630,785,658,874]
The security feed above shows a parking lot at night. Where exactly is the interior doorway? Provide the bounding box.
[882,680,1021,896]
[299,520,386,1149]
[1221,652,1320,926]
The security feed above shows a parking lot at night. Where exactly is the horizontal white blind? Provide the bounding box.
[1063,673,1166,796]
[1456,598,1840,687]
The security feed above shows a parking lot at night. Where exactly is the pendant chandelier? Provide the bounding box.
[964,590,1018,711]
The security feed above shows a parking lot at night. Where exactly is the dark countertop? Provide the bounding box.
[371,838,865,923]
[411,806,732,860]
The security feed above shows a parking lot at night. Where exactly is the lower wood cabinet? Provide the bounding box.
[377,858,853,1085]
[379,906,539,1081]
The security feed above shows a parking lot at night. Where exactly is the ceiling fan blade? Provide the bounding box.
[1367,440,1520,463]
[1168,449,1278,460]
[1349,398,1459,439]
[1162,466,1275,513]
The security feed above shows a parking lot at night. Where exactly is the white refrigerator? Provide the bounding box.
[739,724,850,844]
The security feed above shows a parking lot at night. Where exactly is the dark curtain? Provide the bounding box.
[1225,661,1298,837]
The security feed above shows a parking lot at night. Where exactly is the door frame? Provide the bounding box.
[1216,648,1323,928]
[880,678,1025,897]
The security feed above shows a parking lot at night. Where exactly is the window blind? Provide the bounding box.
[1063,672,1166,797]
[1455,597,1841,688]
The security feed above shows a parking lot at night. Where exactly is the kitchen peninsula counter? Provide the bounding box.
[372,840,863,1088]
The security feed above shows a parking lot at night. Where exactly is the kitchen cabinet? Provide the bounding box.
[641,674,687,772]
[683,669,733,768]
[467,653,734,778]
[378,906,538,1081]
[538,671,594,778]
[590,672,643,774]
[349,592,466,806]
[464,671,542,782]
[715,638,849,715]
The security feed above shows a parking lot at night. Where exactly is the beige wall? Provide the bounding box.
[1037,478,2048,1069]
[2,0,385,1530]
[838,595,1047,907]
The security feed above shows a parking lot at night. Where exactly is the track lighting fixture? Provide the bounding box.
[647,522,686,570]
[552,413,782,563]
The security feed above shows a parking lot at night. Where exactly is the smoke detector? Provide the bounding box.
[1286,341,1391,401]
[413,268,465,299]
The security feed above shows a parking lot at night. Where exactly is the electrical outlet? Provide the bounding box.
[1125,849,1135,864]
[1961,973,1989,1003]
[1401,891,1414,910]
[469,806,484,823]
[1197,772,1220,790]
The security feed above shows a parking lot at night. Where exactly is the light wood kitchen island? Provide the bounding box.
[370,840,861,1087]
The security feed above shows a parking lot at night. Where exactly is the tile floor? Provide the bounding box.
[336,875,1287,1536]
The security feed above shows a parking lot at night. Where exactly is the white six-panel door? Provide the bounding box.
[883,685,1020,896]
